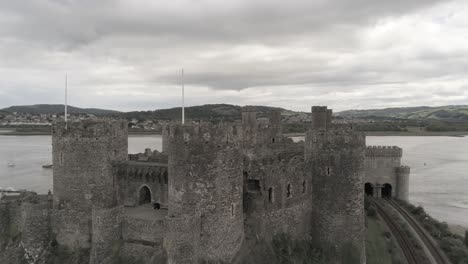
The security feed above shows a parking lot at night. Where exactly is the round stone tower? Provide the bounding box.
[52,119,128,248]
[165,122,244,263]
[396,166,410,202]
[306,106,366,264]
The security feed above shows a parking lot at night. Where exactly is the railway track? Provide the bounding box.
[373,199,420,264]
[386,199,452,264]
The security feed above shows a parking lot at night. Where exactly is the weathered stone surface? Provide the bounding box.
[0,106,412,264]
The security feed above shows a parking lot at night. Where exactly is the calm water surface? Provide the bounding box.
[1,135,467,227]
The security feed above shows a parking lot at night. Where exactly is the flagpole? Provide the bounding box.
[182,68,185,125]
[65,73,68,129]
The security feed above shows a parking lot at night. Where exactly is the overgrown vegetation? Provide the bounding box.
[398,201,468,264]
[0,204,21,249]
[44,242,90,264]
[235,234,328,264]
[365,197,404,264]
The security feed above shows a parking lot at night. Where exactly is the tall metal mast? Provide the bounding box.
[182,68,185,124]
[65,73,68,129]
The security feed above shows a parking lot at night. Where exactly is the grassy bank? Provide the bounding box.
[398,200,468,264]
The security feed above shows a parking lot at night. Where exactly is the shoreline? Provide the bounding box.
[2,128,468,137]
[285,131,468,137]
[0,131,163,136]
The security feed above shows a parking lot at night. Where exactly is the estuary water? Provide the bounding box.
[1,135,467,228]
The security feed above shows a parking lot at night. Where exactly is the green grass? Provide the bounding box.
[366,218,394,264]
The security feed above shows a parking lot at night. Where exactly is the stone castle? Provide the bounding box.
[0,106,410,264]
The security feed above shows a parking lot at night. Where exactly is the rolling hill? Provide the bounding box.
[125,104,286,121]
[336,105,468,121]
[0,104,121,115]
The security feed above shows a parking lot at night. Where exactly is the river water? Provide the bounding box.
[1,135,467,227]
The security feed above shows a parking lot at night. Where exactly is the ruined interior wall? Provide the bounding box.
[243,150,312,241]
[114,163,168,207]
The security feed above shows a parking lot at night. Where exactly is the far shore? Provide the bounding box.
[0,130,162,136]
[285,131,468,137]
[1,129,468,137]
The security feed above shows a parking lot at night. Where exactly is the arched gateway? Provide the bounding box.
[139,186,152,205]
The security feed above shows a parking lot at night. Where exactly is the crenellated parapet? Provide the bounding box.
[366,146,402,157]
[396,165,411,174]
[128,148,168,163]
[52,119,128,139]
[168,122,242,153]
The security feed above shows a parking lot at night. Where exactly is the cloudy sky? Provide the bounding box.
[0,0,467,112]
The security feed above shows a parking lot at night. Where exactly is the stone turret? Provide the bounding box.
[165,122,244,263]
[52,119,128,248]
[306,106,366,264]
[396,166,410,201]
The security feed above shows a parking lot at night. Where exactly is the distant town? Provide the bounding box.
[2,103,468,136]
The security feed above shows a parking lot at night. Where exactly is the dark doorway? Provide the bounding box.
[248,179,261,191]
[139,186,151,205]
[382,183,392,198]
[365,183,374,196]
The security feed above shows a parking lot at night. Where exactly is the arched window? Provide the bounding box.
[287,183,292,198]
[138,186,151,205]
[326,167,331,176]
[302,180,306,194]
[268,187,273,203]
[163,171,168,184]
[231,204,235,217]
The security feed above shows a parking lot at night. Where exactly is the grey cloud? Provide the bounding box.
[0,0,467,111]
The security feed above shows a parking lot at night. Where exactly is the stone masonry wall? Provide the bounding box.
[306,107,366,264]
[114,162,168,207]
[365,146,402,196]
[52,120,128,248]
[243,150,312,241]
[90,206,124,264]
[167,123,244,262]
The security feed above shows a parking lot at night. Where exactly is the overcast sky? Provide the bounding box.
[0,0,467,112]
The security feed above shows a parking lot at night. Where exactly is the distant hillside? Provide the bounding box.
[125,104,286,121]
[1,104,121,115]
[336,105,468,121]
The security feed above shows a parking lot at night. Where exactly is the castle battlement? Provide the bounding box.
[52,119,127,139]
[168,122,242,147]
[311,106,329,112]
[365,146,402,157]
[396,165,411,174]
[307,127,365,147]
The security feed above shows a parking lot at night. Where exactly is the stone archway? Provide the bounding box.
[382,183,392,198]
[365,183,374,197]
[139,186,152,205]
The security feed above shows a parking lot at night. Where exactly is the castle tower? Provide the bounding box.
[52,120,128,248]
[305,106,366,264]
[396,166,410,201]
[242,107,258,149]
[165,123,244,263]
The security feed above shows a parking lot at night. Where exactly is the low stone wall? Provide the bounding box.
[20,202,50,262]
[122,214,165,245]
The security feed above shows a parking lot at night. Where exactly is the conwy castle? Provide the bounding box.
[0,106,410,264]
